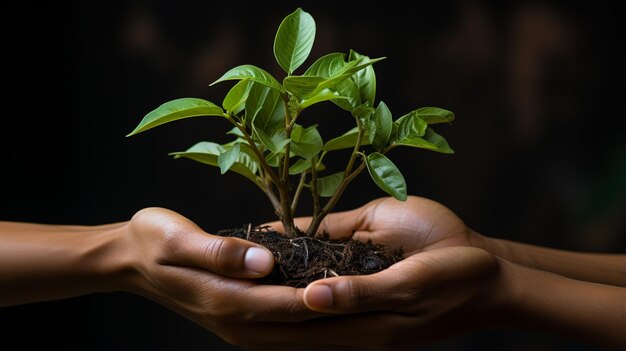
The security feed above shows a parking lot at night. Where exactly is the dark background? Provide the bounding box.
[1,0,624,350]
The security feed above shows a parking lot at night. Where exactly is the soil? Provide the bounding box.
[218,225,403,287]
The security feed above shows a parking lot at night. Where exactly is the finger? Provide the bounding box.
[263,208,363,239]
[303,247,497,314]
[173,234,275,278]
[302,254,431,313]
[139,208,275,278]
[162,265,323,323]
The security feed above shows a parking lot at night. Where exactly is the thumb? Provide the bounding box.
[302,269,403,313]
[180,234,275,278]
[135,207,274,278]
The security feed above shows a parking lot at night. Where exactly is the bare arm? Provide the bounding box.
[263,196,626,349]
[0,221,127,305]
[503,259,626,349]
[0,210,323,348]
[472,231,626,286]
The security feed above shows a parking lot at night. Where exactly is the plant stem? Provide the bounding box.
[226,115,281,186]
[276,95,298,238]
[224,114,286,222]
[344,115,365,176]
[308,156,321,237]
[305,114,366,237]
[291,171,307,214]
[306,161,366,237]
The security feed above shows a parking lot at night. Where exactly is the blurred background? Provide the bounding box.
[1,0,623,350]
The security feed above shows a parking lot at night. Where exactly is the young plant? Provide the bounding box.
[127,8,454,239]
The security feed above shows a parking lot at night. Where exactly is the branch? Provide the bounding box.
[306,161,366,237]
[291,171,307,214]
[225,114,281,186]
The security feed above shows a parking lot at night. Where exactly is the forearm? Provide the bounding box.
[472,230,626,286]
[502,259,626,348]
[0,221,127,306]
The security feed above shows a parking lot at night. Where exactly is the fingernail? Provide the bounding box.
[305,284,333,310]
[244,247,273,274]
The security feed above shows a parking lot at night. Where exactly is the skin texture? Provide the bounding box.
[266,196,626,350]
[2,198,624,350]
[0,208,322,346]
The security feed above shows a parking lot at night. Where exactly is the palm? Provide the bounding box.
[317,196,472,256]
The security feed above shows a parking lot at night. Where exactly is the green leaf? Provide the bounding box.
[365,152,407,201]
[316,172,343,197]
[290,124,323,159]
[283,75,326,97]
[288,158,311,175]
[300,89,347,110]
[314,73,353,93]
[332,78,360,111]
[329,57,385,111]
[323,127,372,151]
[254,127,290,154]
[422,127,454,154]
[246,82,284,131]
[274,8,316,75]
[224,141,260,168]
[226,126,244,138]
[265,152,282,167]
[170,142,261,187]
[415,107,455,124]
[341,56,385,76]
[349,50,377,108]
[395,111,428,140]
[392,127,454,154]
[127,98,223,136]
[222,79,252,113]
[304,52,347,77]
[210,65,283,92]
[372,101,392,151]
[217,143,241,174]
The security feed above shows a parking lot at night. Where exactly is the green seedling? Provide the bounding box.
[128,8,455,239]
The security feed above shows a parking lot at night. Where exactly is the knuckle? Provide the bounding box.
[203,237,226,268]
[339,278,370,310]
[203,237,243,270]
[158,221,188,257]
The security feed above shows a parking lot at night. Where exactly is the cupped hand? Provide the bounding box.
[270,196,477,256]
[113,207,322,347]
[244,246,510,351]
[260,197,509,350]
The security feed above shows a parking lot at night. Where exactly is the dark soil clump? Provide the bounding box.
[218,225,403,287]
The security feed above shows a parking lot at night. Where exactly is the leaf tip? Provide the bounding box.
[125,128,141,137]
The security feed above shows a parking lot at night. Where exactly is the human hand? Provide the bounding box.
[239,246,509,351]
[260,197,509,350]
[270,196,477,256]
[112,208,321,347]
[263,197,625,350]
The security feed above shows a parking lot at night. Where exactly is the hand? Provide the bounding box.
[260,197,625,350]
[261,197,508,350]
[271,196,477,256]
[1,208,326,348]
[238,246,508,351]
[93,208,324,347]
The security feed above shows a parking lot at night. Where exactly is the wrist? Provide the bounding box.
[468,230,521,264]
[80,222,135,294]
[0,221,132,306]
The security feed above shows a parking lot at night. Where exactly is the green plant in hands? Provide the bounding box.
[127,8,454,239]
